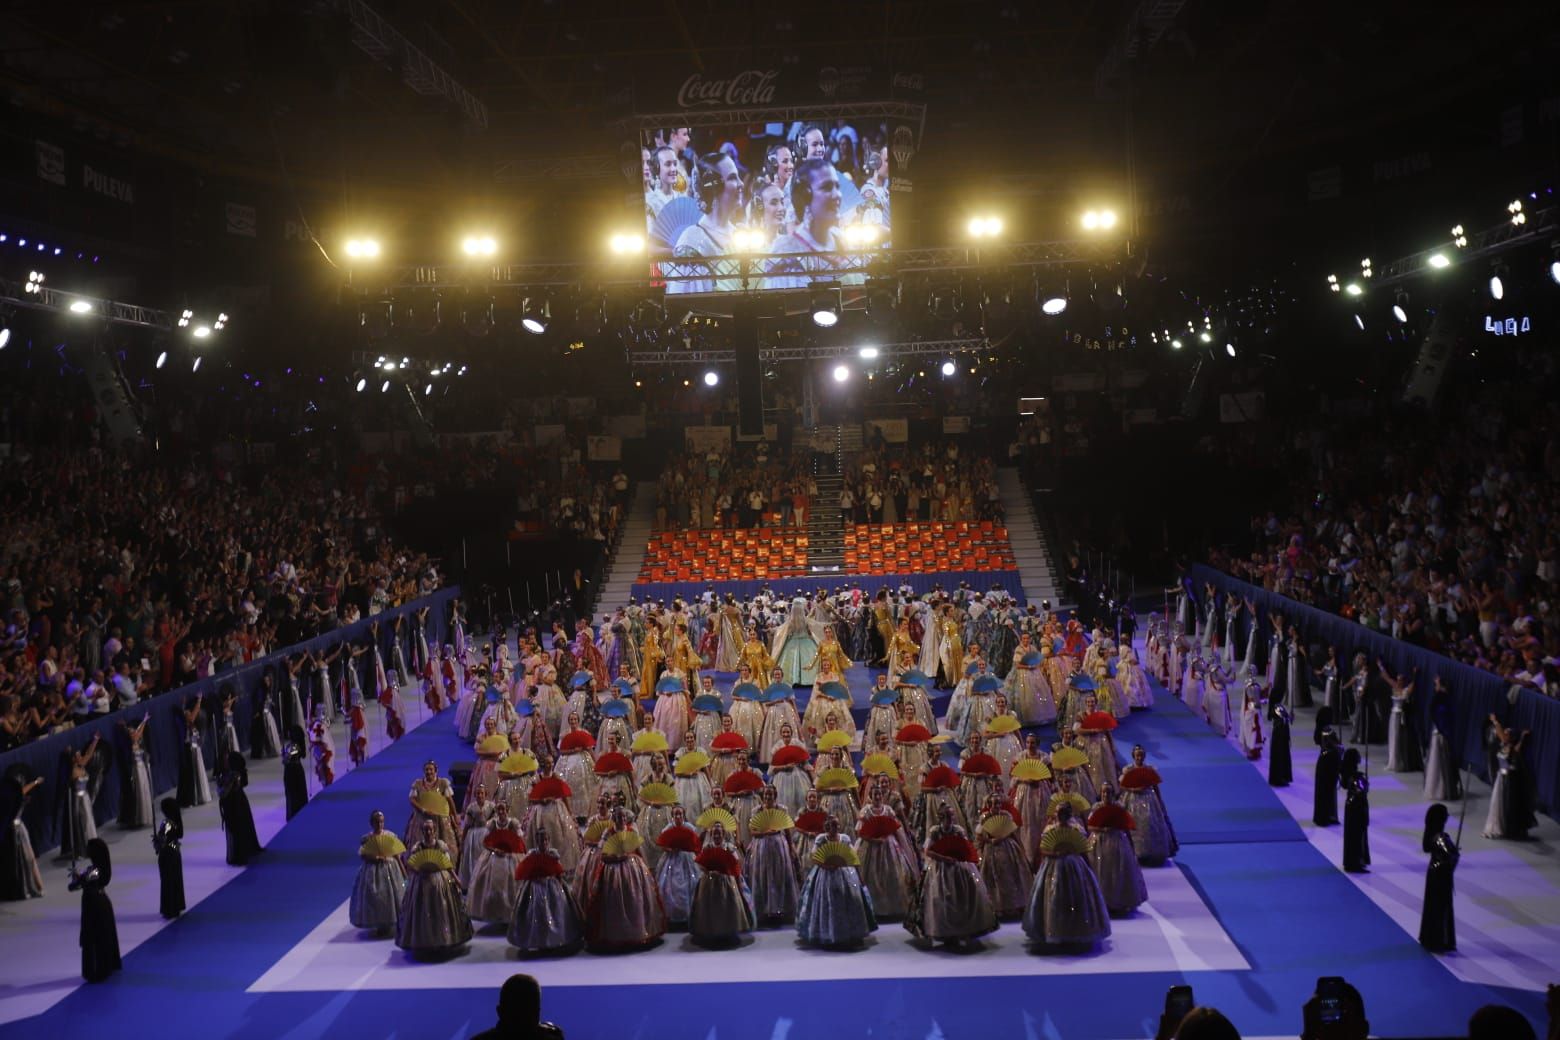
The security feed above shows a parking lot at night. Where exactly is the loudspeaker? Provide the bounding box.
[734,301,764,437]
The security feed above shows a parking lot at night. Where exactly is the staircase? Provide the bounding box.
[806,425,846,571]
[597,483,658,610]
[996,467,1061,608]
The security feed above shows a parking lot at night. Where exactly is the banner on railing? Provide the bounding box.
[865,417,909,443]
[685,425,733,453]
[942,416,971,434]
[586,434,623,461]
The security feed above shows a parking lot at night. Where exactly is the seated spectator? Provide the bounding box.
[469,973,564,1040]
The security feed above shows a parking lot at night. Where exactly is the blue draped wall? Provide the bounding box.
[1191,565,1557,817]
[1,588,460,856]
[631,569,1027,606]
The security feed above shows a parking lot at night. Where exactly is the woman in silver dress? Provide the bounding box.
[350,810,406,934]
[1088,786,1147,916]
[395,819,472,957]
[1023,803,1111,949]
[905,803,998,946]
[688,821,756,946]
[508,829,584,955]
[745,784,801,925]
[120,717,155,829]
[796,814,877,948]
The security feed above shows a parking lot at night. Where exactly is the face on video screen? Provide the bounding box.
[640,121,894,294]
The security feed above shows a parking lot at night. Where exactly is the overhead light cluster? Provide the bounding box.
[1080,209,1118,231]
[24,270,45,294]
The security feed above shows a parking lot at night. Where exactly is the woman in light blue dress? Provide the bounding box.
[770,598,821,686]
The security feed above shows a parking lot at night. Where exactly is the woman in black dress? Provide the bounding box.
[155,797,186,918]
[1268,704,1293,787]
[218,751,263,865]
[1312,707,1340,826]
[283,725,310,820]
[1418,803,1457,951]
[69,838,121,982]
[1340,747,1370,873]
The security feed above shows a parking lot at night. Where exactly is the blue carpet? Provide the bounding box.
[8,670,1547,1040]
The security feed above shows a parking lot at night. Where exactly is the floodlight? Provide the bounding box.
[831,364,849,382]
[1427,253,1450,269]
[192,325,211,339]
[155,350,166,368]
[858,346,879,360]
[811,288,840,327]
[69,299,92,313]
[940,360,956,376]
[703,370,719,386]
[1041,296,1067,315]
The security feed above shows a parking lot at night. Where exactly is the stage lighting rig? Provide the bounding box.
[811,286,841,328]
[966,216,1004,239]
[1080,209,1118,232]
[461,234,499,257]
[345,237,382,260]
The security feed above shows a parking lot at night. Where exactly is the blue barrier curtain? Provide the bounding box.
[1,588,460,857]
[1191,565,1556,817]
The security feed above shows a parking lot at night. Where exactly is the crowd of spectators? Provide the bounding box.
[653,442,814,530]
[0,443,441,750]
[1209,376,1559,691]
[839,437,1005,525]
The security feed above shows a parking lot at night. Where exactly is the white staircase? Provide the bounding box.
[997,467,1061,608]
[596,483,658,611]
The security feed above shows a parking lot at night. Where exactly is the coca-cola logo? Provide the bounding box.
[676,69,778,108]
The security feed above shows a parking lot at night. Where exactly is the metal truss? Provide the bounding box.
[0,280,174,330]
[623,337,988,366]
[336,0,489,130]
[1365,205,1557,289]
[361,239,1122,291]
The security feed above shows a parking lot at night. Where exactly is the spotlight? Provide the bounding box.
[356,377,367,392]
[966,216,1003,238]
[731,228,767,253]
[214,313,228,331]
[811,287,841,327]
[521,299,549,334]
[1360,258,1373,279]
[1040,295,1067,316]
[381,380,390,392]
[192,325,212,339]
[1451,224,1467,248]
[858,346,879,360]
[424,383,433,396]
[831,364,850,383]
[344,237,382,259]
[178,309,192,328]
[1080,209,1117,231]
[1393,292,1409,324]
[1225,342,1237,357]
[609,232,645,256]
[1550,260,1560,286]
[1170,338,1183,349]
[1353,314,1365,330]
[0,327,10,349]
[1427,253,1450,269]
[24,271,45,293]
[155,350,166,368]
[68,299,92,313]
[381,360,397,371]
[1488,275,1504,300]
[940,359,956,377]
[192,356,202,372]
[842,224,883,248]
[1508,199,1526,226]
[703,370,719,386]
[461,234,499,257]
[1198,331,1212,343]
[1326,274,1340,293]
[1344,283,1363,296]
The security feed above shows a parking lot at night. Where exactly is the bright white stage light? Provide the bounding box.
[68,299,92,313]
[1354,314,1365,330]
[1225,342,1237,357]
[0,328,10,349]
[1344,283,1363,296]
[192,356,202,372]
[345,238,381,259]
[609,232,645,255]
[1427,253,1450,269]
[832,364,849,383]
[858,346,879,360]
[703,370,719,386]
[380,380,390,393]
[1550,260,1560,286]
[356,377,367,392]
[940,360,957,376]
[155,350,167,368]
[1170,338,1183,350]
[522,316,546,334]
[1041,296,1067,315]
[424,383,433,396]
[192,325,211,339]
[1489,275,1504,300]
[1392,305,1408,323]
[1198,331,1212,343]
[462,235,498,257]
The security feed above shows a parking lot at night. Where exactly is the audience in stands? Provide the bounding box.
[654,444,815,531]
[840,438,1005,525]
[0,443,438,749]
[1210,383,1559,689]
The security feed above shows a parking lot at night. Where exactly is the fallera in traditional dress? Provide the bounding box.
[746,809,802,923]
[905,824,998,943]
[508,846,585,955]
[976,812,1035,918]
[123,746,155,829]
[1119,765,1177,863]
[654,822,703,926]
[1023,828,1111,948]
[854,809,915,919]
[522,778,583,875]
[350,832,407,931]
[1088,804,1147,915]
[796,833,878,948]
[396,840,473,956]
[467,824,527,924]
[458,801,493,888]
[583,830,667,950]
[689,843,756,944]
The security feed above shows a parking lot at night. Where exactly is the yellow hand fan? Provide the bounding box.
[638,781,677,806]
[860,753,899,778]
[477,733,510,755]
[631,730,670,753]
[816,766,860,792]
[749,807,794,834]
[359,833,406,858]
[405,847,454,873]
[810,840,860,868]
[816,730,852,751]
[986,715,1021,736]
[1039,826,1090,857]
[980,814,1018,840]
[413,788,451,815]
[583,818,613,844]
[498,751,539,777]
[694,806,737,833]
[602,830,644,856]
[674,750,711,776]
[1050,746,1088,772]
[1011,758,1053,782]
